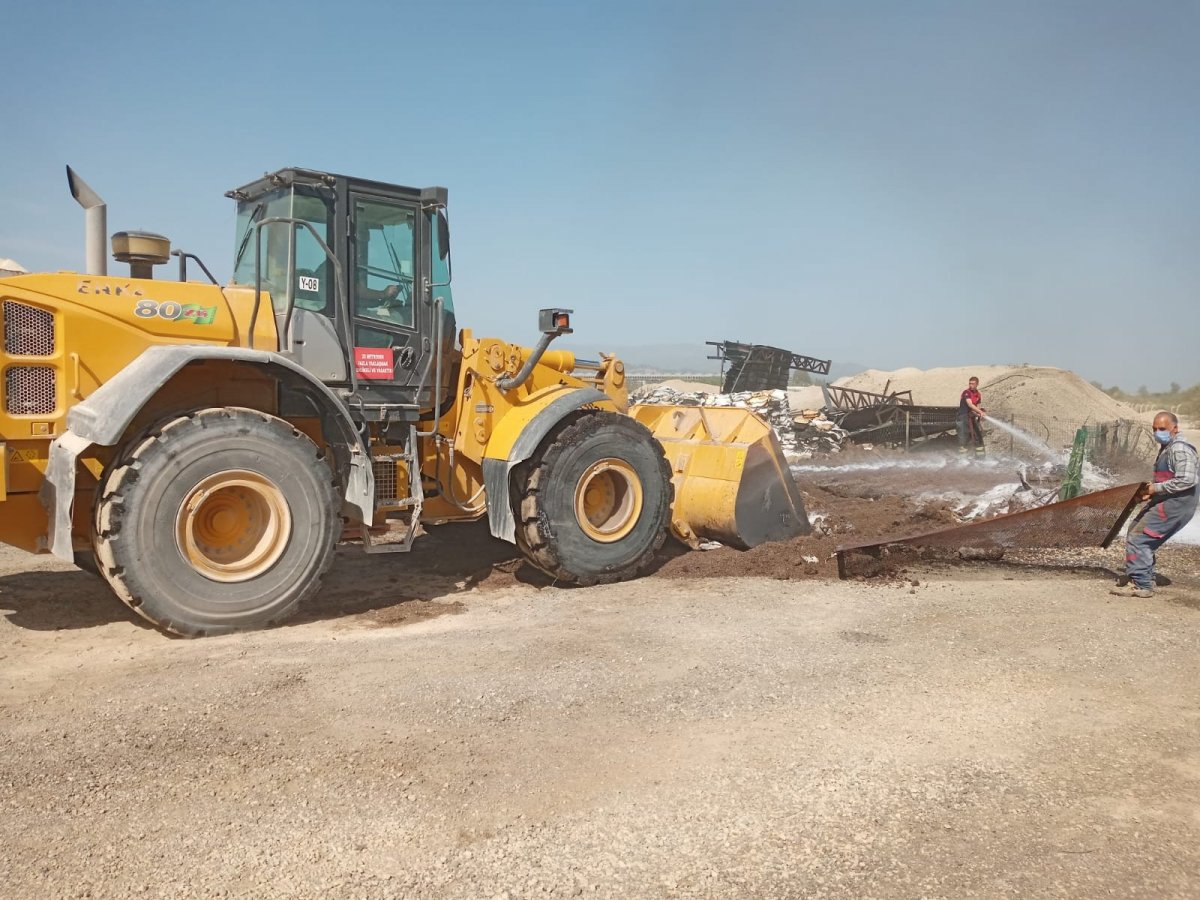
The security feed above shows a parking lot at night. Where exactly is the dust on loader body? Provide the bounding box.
[0,166,806,637]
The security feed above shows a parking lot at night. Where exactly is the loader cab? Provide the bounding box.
[226,168,456,417]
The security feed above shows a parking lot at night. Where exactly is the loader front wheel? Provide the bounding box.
[514,412,672,585]
[94,408,341,636]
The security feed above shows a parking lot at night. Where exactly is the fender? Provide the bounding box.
[481,386,613,543]
[41,344,374,561]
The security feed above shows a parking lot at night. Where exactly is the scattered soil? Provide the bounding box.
[654,481,949,582]
[326,468,981,596]
[346,459,995,590]
[329,447,1175,594]
[357,598,468,629]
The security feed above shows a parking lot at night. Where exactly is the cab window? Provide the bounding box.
[292,193,333,312]
[353,199,415,329]
[232,189,333,315]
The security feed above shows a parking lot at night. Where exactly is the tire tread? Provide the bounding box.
[93,407,340,636]
[513,411,671,586]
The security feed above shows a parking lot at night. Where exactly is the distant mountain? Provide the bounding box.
[558,342,718,374]
[559,340,868,382]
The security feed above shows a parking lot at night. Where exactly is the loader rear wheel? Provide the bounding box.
[94,408,341,637]
[73,550,100,578]
[513,411,672,585]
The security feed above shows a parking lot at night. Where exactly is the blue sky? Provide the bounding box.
[2,0,1197,390]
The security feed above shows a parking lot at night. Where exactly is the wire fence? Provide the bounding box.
[1003,416,1153,470]
[624,373,724,392]
[1127,402,1185,415]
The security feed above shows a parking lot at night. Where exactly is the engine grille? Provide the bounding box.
[4,301,55,356]
[373,456,402,505]
[5,366,57,415]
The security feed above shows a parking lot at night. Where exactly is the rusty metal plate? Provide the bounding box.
[836,482,1145,578]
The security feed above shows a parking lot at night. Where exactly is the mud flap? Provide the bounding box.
[40,430,92,560]
[629,404,810,549]
[482,387,611,544]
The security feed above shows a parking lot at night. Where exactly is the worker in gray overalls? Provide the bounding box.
[1111,411,1198,598]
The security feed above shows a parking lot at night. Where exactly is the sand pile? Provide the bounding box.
[787,385,826,411]
[834,365,1146,426]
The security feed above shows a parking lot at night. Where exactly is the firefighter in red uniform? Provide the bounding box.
[957,376,987,457]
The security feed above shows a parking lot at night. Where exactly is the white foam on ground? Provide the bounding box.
[964,483,1026,518]
[1173,515,1200,546]
[914,484,1027,520]
[1080,461,1116,492]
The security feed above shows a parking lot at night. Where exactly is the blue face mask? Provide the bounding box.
[1154,429,1173,445]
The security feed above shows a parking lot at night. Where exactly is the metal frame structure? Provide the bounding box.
[706,341,831,393]
[821,383,913,412]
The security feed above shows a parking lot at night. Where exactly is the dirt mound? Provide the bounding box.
[787,385,826,411]
[652,484,949,583]
[835,365,1145,425]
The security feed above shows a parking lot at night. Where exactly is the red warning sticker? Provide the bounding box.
[354,347,394,380]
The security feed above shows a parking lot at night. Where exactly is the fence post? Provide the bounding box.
[1059,427,1088,501]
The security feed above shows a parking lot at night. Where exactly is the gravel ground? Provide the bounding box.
[2,540,1200,898]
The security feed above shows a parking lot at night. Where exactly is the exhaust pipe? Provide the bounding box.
[65,165,106,276]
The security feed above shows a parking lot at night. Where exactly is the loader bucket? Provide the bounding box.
[629,404,811,550]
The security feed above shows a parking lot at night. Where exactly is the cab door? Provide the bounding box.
[347,193,426,395]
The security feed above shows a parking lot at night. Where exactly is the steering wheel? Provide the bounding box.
[380,274,414,306]
[373,276,415,322]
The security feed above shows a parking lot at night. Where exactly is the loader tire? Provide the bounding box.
[94,408,340,637]
[513,411,672,585]
[73,550,100,578]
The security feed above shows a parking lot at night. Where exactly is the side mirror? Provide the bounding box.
[437,210,450,260]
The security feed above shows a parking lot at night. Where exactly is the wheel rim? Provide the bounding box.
[175,470,292,583]
[573,459,644,543]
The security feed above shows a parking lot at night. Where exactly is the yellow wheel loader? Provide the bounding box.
[0,166,808,635]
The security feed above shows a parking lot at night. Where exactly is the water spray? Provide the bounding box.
[791,457,960,476]
[985,417,1059,458]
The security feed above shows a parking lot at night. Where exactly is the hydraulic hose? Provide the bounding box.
[496,332,558,392]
